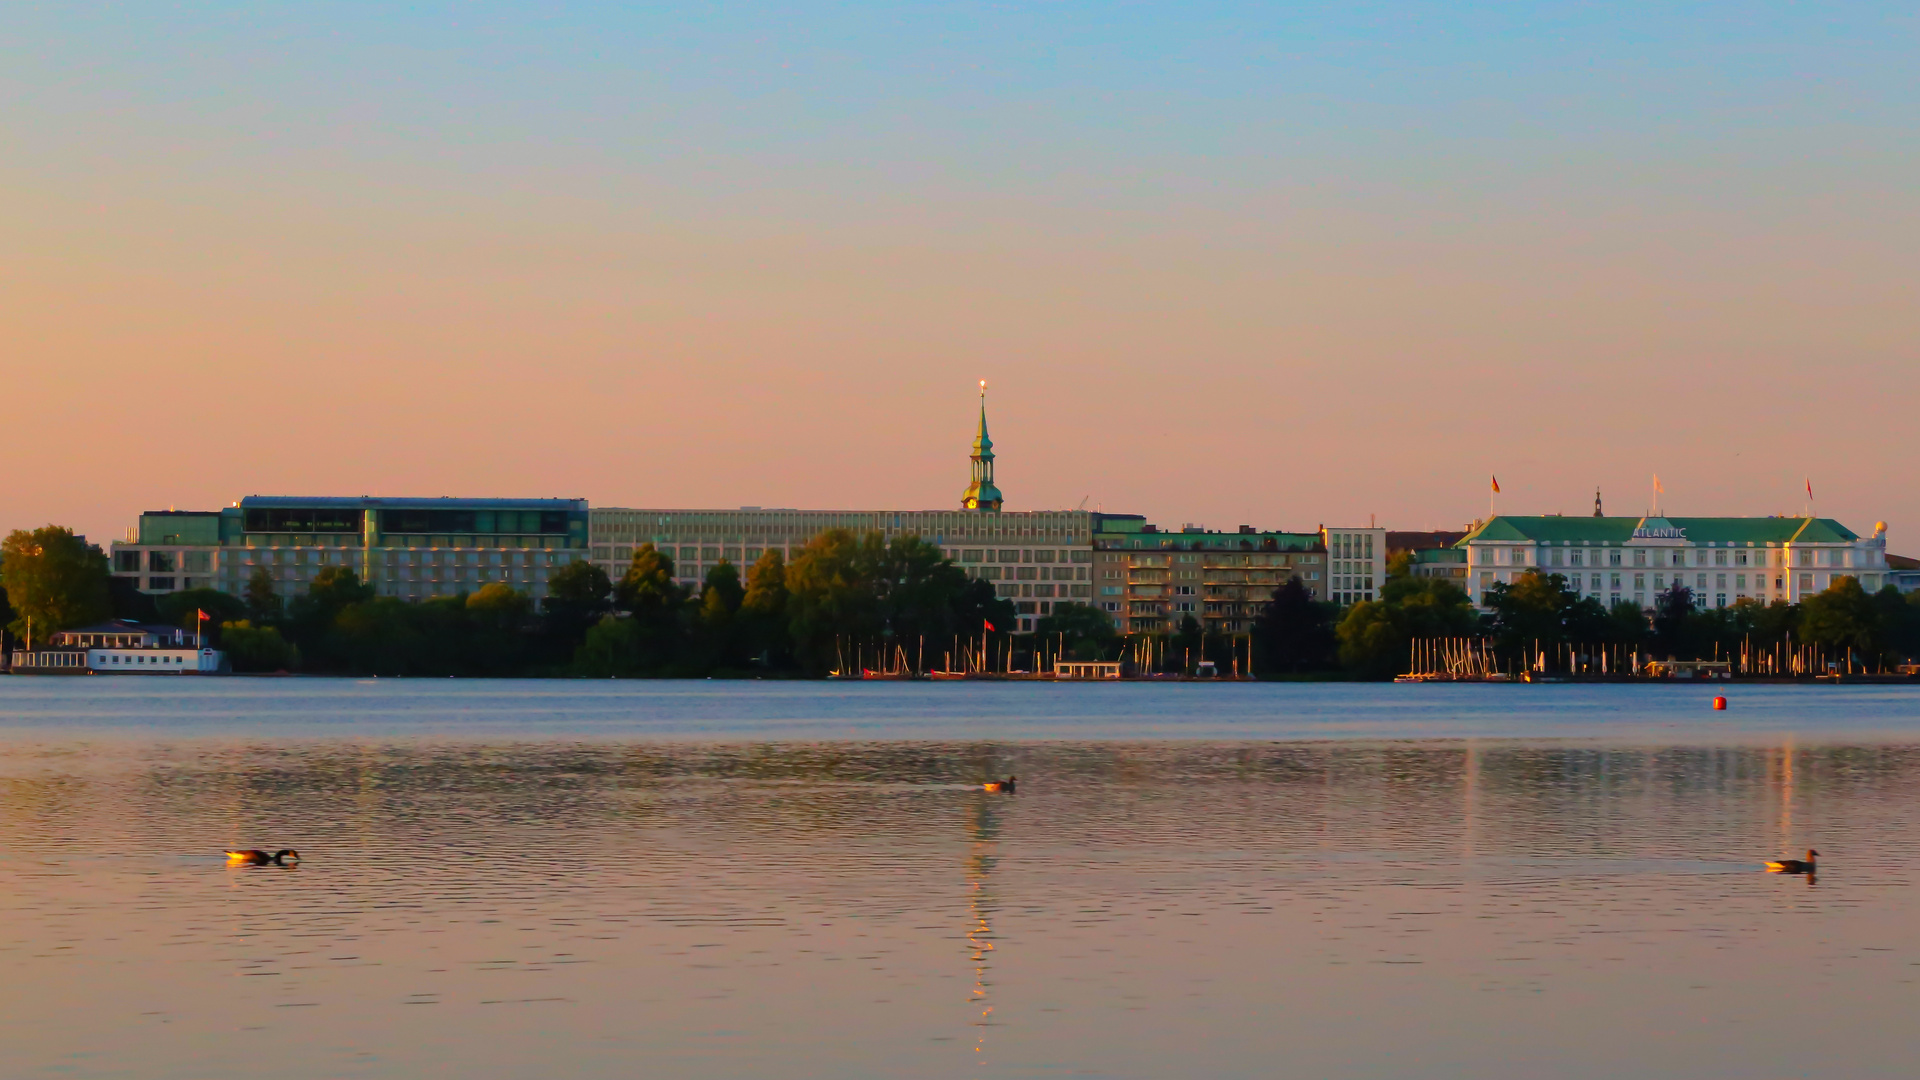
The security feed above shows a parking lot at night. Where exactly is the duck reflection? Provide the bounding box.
[963,794,1002,1064]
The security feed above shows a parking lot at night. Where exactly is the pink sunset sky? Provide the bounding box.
[6,5,1915,548]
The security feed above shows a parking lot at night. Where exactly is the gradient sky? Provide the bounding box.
[5,3,1916,547]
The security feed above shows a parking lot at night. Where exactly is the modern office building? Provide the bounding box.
[588,507,1092,632]
[110,496,592,604]
[1459,514,1894,610]
[588,388,1091,633]
[1090,515,1326,635]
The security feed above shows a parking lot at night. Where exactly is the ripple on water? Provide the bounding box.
[1,729,1918,1077]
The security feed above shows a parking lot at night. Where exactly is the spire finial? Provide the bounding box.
[962,380,1003,512]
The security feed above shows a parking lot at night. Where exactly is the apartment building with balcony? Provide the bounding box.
[1091,515,1326,635]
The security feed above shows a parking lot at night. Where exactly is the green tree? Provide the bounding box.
[1035,602,1118,661]
[285,567,377,669]
[1650,582,1699,657]
[220,620,299,672]
[690,562,747,670]
[0,527,112,646]
[740,549,791,666]
[538,559,613,666]
[1251,577,1338,674]
[950,577,1016,637]
[575,614,642,676]
[1336,600,1400,677]
[1168,614,1206,672]
[1605,599,1650,651]
[783,530,982,673]
[1483,571,1610,664]
[331,598,430,675]
[1882,587,1920,663]
[785,529,887,672]
[545,559,612,620]
[156,588,248,645]
[1800,577,1885,664]
[468,582,532,622]
[244,565,282,624]
[613,543,689,669]
[1384,550,1416,579]
[1336,576,1479,678]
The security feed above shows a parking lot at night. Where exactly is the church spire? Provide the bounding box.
[1594,486,1604,517]
[962,380,1004,512]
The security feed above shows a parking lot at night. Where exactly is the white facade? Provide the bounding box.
[1322,527,1387,606]
[1462,516,1892,611]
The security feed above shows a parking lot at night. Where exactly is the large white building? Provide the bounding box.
[1460,515,1893,610]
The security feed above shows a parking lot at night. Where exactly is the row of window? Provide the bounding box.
[1329,533,1376,559]
[592,517,1086,539]
[1102,553,1321,568]
[100,653,193,667]
[1490,545,1867,569]
[1480,570,1881,596]
[971,566,1086,582]
[992,583,1094,599]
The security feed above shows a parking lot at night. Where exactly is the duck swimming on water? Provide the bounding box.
[982,776,1017,794]
[1766,849,1818,874]
[226,849,300,866]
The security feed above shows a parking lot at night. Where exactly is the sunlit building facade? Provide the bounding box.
[590,390,1092,632]
[110,496,592,604]
[1460,514,1894,611]
[1091,515,1327,635]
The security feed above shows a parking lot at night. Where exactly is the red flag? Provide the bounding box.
[1806,478,1814,500]
[983,620,995,632]
[197,609,209,622]
[1490,475,1500,494]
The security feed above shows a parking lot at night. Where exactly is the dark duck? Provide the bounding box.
[982,776,1017,794]
[226,849,300,866]
[1765,849,1818,874]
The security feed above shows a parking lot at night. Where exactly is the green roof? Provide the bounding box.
[1458,515,1860,546]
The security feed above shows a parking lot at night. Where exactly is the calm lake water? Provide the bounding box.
[4,680,1920,1078]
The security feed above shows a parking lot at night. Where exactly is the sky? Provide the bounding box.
[4,2,1917,547]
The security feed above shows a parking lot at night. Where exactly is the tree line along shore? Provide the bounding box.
[4,526,1918,679]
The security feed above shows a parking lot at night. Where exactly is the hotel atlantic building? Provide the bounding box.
[587,390,1093,633]
[1460,513,1895,611]
[110,496,592,603]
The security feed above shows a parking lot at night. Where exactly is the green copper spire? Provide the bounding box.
[962,380,1004,512]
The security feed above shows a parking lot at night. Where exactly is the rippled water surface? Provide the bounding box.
[4,681,1920,1078]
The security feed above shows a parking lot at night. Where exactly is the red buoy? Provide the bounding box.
[1713,696,1727,710]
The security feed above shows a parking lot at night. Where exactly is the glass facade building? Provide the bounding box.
[111,496,591,605]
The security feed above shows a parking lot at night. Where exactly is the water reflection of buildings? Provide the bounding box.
[962,796,1002,1064]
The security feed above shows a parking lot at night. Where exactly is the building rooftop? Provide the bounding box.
[239,496,587,510]
[1387,530,1467,551]
[1458,515,1862,546]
